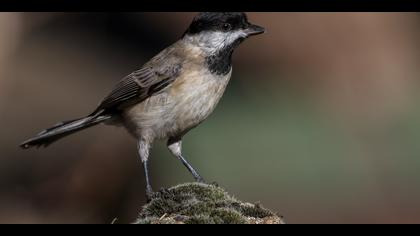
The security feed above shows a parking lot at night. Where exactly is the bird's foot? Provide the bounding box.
[145,185,154,202]
[194,176,206,184]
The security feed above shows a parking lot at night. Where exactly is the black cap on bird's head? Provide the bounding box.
[184,12,265,38]
[183,12,265,75]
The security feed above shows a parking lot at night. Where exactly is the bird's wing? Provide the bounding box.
[92,46,182,114]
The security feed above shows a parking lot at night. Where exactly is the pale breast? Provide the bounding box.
[169,68,232,134]
[122,68,232,141]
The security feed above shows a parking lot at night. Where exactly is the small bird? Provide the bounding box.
[20,12,265,198]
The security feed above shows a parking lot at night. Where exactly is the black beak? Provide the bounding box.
[244,24,265,37]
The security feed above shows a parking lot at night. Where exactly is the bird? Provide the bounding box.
[20,12,265,199]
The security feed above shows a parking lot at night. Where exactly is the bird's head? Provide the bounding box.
[183,12,265,54]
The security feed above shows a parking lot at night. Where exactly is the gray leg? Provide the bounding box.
[143,160,153,199]
[167,138,205,183]
[138,139,153,200]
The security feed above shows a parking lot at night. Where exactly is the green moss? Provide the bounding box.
[239,202,274,218]
[185,215,214,224]
[135,183,283,224]
[210,208,247,224]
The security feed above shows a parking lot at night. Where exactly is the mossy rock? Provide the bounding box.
[135,183,284,224]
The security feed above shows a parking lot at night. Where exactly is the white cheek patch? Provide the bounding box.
[186,30,247,54]
[225,30,248,46]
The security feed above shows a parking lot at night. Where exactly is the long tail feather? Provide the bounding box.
[20,115,112,149]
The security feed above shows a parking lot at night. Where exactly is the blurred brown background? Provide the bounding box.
[1,12,420,224]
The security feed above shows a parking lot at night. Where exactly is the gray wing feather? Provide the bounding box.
[93,46,182,114]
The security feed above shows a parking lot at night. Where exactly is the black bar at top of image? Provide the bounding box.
[0,0,419,12]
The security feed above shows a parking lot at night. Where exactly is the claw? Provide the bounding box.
[145,186,154,202]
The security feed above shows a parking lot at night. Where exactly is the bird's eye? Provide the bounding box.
[222,23,232,31]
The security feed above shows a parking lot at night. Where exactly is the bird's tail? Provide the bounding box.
[20,114,112,149]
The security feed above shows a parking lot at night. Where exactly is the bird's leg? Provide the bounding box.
[142,160,153,200]
[167,138,205,183]
[138,139,153,201]
[178,154,205,183]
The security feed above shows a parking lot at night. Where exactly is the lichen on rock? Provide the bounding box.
[135,182,284,224]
